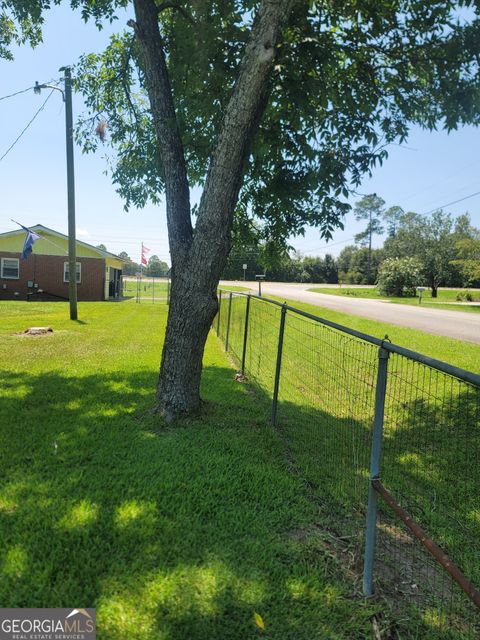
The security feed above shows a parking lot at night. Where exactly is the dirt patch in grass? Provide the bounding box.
[14,327,53,337]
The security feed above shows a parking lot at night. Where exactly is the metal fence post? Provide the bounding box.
[217,290,222,335]
[363,343,390,597]
[241,295,251,375]
[271,304,287,427]
[225,292,233,351]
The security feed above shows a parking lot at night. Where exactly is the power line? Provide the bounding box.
[0,89,55,163]
[400,159,480,206]
[0,86,35,102]
[422,190,480,215]
[296,235,357,253]
[297,188,480,252]
[0,79,60,103]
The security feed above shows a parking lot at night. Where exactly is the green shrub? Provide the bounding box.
[377,257,423,297]
[456,290,474,302]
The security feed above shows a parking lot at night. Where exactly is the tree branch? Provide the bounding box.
[131,0,193,257]
[156,2,195,25]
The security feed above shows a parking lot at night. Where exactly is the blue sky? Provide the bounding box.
[1,3,479,266]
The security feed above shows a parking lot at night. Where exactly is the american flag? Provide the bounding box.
[141,243,151,266]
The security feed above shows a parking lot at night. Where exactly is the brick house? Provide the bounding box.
[0,225,125,301]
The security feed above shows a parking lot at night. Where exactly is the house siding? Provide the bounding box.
[0,252,105,301]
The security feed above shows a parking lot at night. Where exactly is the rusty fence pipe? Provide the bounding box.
[373,479,480,611]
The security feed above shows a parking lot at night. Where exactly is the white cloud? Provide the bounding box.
[77,228,90,238]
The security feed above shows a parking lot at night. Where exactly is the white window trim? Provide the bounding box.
[63,261,82,284]
[1,257,19,279]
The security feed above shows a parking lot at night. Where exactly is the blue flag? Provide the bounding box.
[21,226,41,260]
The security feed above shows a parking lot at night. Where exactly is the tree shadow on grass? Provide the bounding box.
[1,357,477,639]
[0,366,377,640]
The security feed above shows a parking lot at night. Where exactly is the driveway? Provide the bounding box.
[221,281,480,344]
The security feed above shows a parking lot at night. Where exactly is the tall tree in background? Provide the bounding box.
[354,194,385,284]
[118,251,140,276]
[450,214,480,286]
[146,255,169,277]
[2,1,480,418]
[453,237,480,285]
[383,206,404,238]
[384,210,460,297]
[337,245,385,284]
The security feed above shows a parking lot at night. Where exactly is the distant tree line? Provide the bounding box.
[222,194,480,297]
[223,247,339,284]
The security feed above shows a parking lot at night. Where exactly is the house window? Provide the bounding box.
[64,262,81,283]
[1,258,19,279]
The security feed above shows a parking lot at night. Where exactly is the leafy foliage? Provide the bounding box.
[383,205,404,238]
[354,194,385,245]
[337,245,385,284]
[377,256,423,296]
[146,254,169,277]
[222,244,339,283]
[117,250,139,275]
[384,210,465,296]
[4,1,478,247]
[453,237,480,285]
[353,194,385,282]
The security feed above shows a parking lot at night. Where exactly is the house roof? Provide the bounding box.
[0,224,126,262]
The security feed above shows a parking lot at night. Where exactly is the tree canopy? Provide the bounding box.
[75,0,480,246]
[3,1,479,246]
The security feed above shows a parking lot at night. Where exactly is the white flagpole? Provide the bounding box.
[139,242,143,303]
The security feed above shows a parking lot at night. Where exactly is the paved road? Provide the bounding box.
[222,281,480,344]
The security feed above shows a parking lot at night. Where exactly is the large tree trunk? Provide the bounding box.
[132,0,294,419]
[157,261,218,420]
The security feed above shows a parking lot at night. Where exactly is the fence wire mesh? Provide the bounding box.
[279,311,377,524]
[214,291,480,638]
[227,295,247,363]
[377,354,480,636]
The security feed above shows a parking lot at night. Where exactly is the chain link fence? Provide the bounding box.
[215,290,480,638]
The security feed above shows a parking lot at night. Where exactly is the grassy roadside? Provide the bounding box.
[0,300,379,640]
[269,296,480,373]
[307,287,480,314]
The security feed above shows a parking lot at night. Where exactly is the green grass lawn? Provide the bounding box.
[219,285,251,292]
[307,287,480,313]
[2,298,478,638]
[0,300,381,640]
[123,279,169,299]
